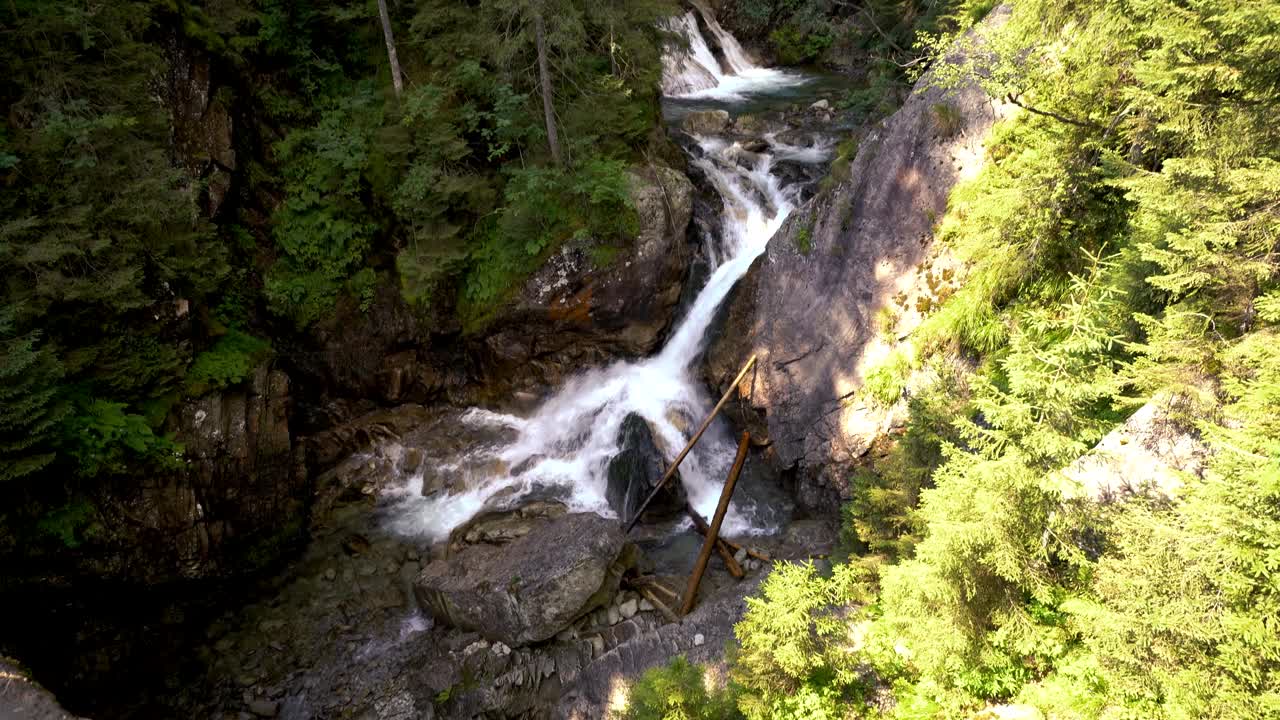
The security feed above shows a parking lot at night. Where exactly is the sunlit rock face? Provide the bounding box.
[704,6,1016,515]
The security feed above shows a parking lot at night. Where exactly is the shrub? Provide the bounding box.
[864,348,914,407]
[931,102,963,137]
[185,330,272,397]
[619,656,742,720]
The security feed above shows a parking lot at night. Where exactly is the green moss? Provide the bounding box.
[795,225,814,255]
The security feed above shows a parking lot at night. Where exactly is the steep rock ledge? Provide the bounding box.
[705,6,1014,515]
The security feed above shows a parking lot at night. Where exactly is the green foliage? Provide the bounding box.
[185,330,272,397]
[35,497,103,550]
[930,102,962,137]
[0,309,65,484]
[864,348,914,407]
[769,23,833,66]
[458,158,637,330]
[620,656,742,720]
[732,562,871,718]
[62,399,183,478]
[794,225,814,255]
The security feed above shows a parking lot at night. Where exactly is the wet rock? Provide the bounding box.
[740,138,769,153]
[810,99,831,111]
[447,501,568,554]
[606,413,686,523]
[342,534,371,556]
[682,109,731,135]
[416,514,637,647]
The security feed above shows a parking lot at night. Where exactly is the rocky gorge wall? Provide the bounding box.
[704,6,1014,515]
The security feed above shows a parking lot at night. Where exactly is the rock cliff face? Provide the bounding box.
[705,6,1013,514]
[165,37,236,217]
[64,365,302,583]
[476,165,696,389]
[292,163,696,418]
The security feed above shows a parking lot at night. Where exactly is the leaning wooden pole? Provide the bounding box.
[680,431,750,616]
[685,503,743,579]
[624,354,757,532]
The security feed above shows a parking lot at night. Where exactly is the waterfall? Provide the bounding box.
[661,12,723,96]
[689,0,757,74]
[389,20,826,543]
[661,5,806,101]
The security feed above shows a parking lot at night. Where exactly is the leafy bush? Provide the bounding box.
[185,330,272,397]
[61,399,184,478]
[619,656,742,720]
[769,24,833,65]
[458,157,637,330]
[864,348,914,407]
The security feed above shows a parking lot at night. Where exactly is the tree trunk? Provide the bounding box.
[533,8,563,165]
[377,0,404,97]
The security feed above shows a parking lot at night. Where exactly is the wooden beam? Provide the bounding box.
[684,504,743,578]
[680,431,750,616]
[625,354,758,533]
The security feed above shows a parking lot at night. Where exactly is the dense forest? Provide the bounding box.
[0,0,682,555]
[625,0,1280,718]
[2,0,1278,718]
[0,0,965,564]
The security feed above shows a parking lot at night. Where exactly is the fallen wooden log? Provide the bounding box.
[685,505,772,563]
[681,431,750,616]
[684,504,743,578]
[625,354,758,533]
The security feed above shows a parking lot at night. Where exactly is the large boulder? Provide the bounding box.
[415,513,636,647]
[1057,396,1208,502]
[681,109,731,136]
[704,6,1014,515]
[0,657,84,720]
[606,414,685,523]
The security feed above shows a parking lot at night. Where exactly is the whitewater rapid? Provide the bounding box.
[388,11,825,542]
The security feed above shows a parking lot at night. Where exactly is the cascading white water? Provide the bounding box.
[661,2,809,101]
[689,0,756,74]
[660,12,724,96]
[389,14,829,543]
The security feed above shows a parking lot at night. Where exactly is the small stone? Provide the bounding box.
[555,627,577,643]
[638,599,655,612]
[693,633,705,647]
[357,562,377,577]
[492,641,511,656]
[746,559,761,572]
[237,675,256,687]
[810,99,831,110]
[463,640,490,656]
[619,599,638,619]
[405,548,420,561]
[247,699,280,717]
[588,634,605,656]
[733,548,748,566]
[606,606,621,625]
